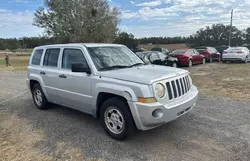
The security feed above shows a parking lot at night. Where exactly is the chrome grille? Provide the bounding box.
[166,75,191,100]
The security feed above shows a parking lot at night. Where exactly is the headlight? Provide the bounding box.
[155,83,165,98]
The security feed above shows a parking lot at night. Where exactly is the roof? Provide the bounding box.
[35,43,124,49]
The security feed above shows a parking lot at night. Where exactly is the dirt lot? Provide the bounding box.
[0,56,29,72]
[189,63,250,100]
[0,58,250,161]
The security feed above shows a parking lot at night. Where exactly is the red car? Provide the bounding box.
[195,46,221,62]
[170,49,205,67]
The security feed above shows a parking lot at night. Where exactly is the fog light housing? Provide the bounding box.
[152,109,163,119]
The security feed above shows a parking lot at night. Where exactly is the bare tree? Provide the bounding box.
[33,0,120,43]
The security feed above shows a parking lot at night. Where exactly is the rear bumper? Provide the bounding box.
[223,54,246,61]
[128,85,198,130]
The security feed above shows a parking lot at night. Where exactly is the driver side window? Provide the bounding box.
[62,48,88,70]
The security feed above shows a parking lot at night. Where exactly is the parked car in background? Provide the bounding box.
[222,47,250,63]
[151,47,170,55]
[195,46,221,62]
[170,49,205,67]
[27,43,198,140]
[131,47,147,53]
[216,45,229,54]
[136,51,178,67]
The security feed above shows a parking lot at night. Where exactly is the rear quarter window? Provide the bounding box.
[31,49,44,65]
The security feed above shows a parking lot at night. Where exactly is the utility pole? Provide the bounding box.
[229,9,233,47]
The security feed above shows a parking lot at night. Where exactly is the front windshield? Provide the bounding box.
[87,46,144,70]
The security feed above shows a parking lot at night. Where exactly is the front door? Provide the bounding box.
[56,48,92,114]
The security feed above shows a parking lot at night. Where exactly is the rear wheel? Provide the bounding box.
[100,97,136,140]
[188,60,193,67]
[32,84,49,110]
[209,57,213,63]
[244,57,248,63]
[202,58,206,64]
[218,57,221,62]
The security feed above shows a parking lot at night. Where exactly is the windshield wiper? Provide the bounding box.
[99,65,129,71]
[129,63,145,68]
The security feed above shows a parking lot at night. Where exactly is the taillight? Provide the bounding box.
[223,51,228,54]
[237,51,244,54]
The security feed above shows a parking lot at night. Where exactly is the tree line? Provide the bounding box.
[1,0,250,51]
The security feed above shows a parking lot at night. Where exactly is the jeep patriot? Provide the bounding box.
[27,43,198,140]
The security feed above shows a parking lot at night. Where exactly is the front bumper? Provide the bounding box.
[128,85,198,130]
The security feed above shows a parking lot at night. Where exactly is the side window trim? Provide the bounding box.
[60,47,90,71]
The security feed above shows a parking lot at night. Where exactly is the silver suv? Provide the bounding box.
[27,43,198,140]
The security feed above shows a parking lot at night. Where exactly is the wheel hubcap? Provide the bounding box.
[34,89,42,106]
[203,59,205,64]
[105,107,124,134]
[189,61,192,67]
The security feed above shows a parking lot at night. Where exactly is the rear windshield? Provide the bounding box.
[171,50,186,55]
[228,47,243,51]
[196,48,207,53]
[151,48,161,51]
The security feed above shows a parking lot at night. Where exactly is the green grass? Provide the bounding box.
[0,56,30,72]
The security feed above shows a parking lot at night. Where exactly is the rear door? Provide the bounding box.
[190,50,198,64]
[40,48,61,103]
[194,49,203,63]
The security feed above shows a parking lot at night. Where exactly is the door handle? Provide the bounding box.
[40,71,46,75]
[59,74,67,78]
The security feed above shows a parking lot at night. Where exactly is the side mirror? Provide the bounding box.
[71,63,91,74]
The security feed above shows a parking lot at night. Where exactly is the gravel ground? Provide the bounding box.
[0,72,250,161]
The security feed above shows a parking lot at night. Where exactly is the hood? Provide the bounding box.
[99,65,188,85]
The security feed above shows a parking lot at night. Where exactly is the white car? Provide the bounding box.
[222,47,250,63]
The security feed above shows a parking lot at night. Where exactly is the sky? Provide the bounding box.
[1,0,250,38]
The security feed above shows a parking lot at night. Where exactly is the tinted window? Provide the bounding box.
[151,48,162,52]
[62,49,88,69]
[31,49,43,65]
[43,49,60,67]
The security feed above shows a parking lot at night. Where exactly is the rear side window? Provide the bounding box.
[62,49,88,70]
[43,49,60,67]
[31,49,43,65]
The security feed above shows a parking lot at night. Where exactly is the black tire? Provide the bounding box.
[209,57,213,63]
[32,84,49,110]
[188,60,193,67]
[218,57,221,62]
[172,62,177,68]
[100,97,137,140]
[244,57,248,63]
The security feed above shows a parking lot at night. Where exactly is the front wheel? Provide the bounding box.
[100,97,136,140]
[172,62,177,68]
